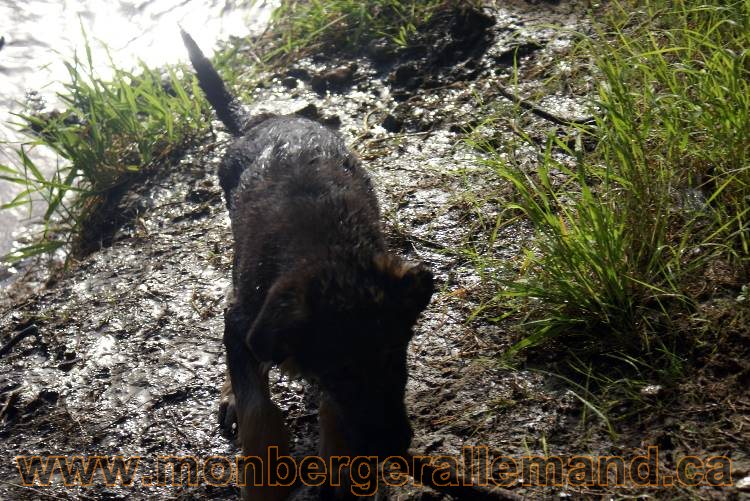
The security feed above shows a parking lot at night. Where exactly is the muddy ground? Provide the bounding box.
[1,1,748,499]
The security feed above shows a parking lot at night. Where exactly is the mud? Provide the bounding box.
[1,1,748,500]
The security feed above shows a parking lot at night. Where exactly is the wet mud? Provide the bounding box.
[1,1,748,499]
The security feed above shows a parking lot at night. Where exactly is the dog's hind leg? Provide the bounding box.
[224,307,292,501]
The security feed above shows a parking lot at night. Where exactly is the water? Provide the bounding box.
[0,0,276,258]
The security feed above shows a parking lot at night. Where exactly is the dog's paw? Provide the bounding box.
[218,379,238,437]
[218,393,237,437]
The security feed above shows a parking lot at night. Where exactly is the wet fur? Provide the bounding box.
[182,30,434,500]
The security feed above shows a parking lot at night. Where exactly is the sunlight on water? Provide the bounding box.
[0,0,276,256]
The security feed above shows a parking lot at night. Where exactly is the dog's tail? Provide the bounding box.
[180,28,246,136]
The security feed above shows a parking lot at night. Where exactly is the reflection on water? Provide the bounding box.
[0,0,275,257]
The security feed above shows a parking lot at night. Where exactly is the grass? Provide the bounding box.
[259,0,456,60]
[471,0,749,382]
[1,32,209,261]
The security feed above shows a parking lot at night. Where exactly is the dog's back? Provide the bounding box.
[180,29,382,278]
[221,114,388,338]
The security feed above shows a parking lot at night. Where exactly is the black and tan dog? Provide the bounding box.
[181,31,434,499]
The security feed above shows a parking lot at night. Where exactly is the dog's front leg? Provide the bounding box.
[318,395,352,500]
[224,306,292,501]
[319,395,383,500]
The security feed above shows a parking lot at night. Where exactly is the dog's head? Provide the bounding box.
[246,254,434,456]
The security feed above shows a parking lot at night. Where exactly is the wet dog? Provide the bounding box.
[181,31,434,500]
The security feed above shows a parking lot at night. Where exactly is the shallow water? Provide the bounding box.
[0,0,275,257]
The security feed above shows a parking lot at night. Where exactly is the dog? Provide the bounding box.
[181,31,434,500]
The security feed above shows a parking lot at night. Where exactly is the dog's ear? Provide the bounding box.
[375,254,434,321]
[246,278,308,363]
[395,263,434,320]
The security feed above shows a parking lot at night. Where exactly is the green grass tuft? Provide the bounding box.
[1,31,209,261]
[475,0,749,367]
[262,0,454,59]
